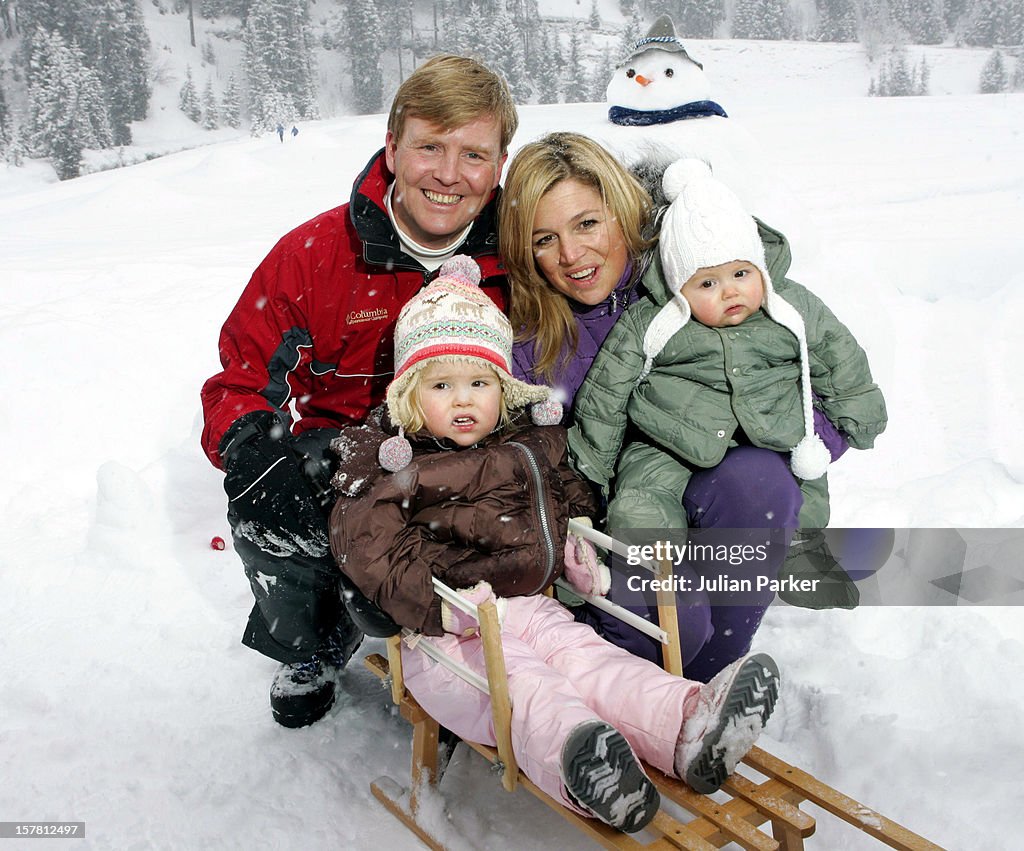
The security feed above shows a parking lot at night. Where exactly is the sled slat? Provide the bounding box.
[479,598,518,792]
[652,770,779,851]
[371,777,448,851]
[723,773,815,835]
[741,747,947,851]
[647,810,721,850]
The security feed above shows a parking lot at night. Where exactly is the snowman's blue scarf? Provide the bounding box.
[608,100,728,126]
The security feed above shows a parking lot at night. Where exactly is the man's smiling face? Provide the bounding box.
[385,114,506,250]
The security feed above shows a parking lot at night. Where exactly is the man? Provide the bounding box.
[201,55,518,728]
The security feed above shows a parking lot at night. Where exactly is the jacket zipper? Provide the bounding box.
[509,441,557,594]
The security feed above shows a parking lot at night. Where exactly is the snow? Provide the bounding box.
[2,38,1024,850]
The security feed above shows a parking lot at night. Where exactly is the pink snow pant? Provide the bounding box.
[401,594,697,815]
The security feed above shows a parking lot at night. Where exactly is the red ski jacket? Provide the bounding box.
[200,149,508,468]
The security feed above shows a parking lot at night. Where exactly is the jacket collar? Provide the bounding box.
[349,148,502,273]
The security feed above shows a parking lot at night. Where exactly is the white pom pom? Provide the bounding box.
[438,254,481,287]
[662,158,713,203]
[530,398,563,426]
[378,433,413,472]
[790,435,831,481]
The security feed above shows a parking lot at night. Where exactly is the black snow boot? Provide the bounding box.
[270,657,335,728]
[562,721,660,834]
[778,529,859,610]
[270,615,362,728]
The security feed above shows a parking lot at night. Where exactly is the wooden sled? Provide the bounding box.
[363,521,947,851]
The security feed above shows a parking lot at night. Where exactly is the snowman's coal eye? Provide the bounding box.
[665,68,674,77]
[626,68,635,78]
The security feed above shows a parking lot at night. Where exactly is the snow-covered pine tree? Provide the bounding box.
[20,0,150,147]
[201,77,219,128]
[1013,54,1024,90]
[586,45,616,102]
[486,8,532,103]
[563,25,590,103]
[343,0,384,114]
[871,62,890,95]
[732,0,788,39]
[916,53,931,93]
[944,0,971,31]
[860,0,904,61]
[0,78,8,150]
[93,0,152,145]
[221,72,241,128]
[619,7,643,59]
[179,65,202,121]
[912,0,946,43]
[673,0,726,39]
[814,0,859,42]
[892,0,946,44]
[26,28,111,179]
[589,0,601,29]
[1,0,14,38]
[979,49,1008,91]
[887,46,914,93]
[532,25,561,104]
[199,0,250,17]
[964,0,1020,47]
[244,0,318,122]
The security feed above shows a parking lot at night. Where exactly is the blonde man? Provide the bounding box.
[201,55,518,728]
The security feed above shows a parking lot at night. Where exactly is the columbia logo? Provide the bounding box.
[347,308,388,325]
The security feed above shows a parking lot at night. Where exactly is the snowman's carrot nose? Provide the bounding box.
[635,74,652,86]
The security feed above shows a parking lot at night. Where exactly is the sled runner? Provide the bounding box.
[363,520,946,851]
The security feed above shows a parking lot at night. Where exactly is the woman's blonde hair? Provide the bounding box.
[388,356,512,436]
[498,132,654,380]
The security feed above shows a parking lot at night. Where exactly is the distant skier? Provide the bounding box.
[276,123,284,142]
[291,125,298,138]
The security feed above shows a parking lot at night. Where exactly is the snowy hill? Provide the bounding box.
[2,33,1024,851]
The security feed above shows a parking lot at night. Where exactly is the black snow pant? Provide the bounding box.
[228,428,350,665]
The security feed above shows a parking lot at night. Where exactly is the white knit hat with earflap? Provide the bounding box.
[379,255,561,471]
[643,158,830,480]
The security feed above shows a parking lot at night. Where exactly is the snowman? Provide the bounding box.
[605,15,726,127]
[595,16,796,234]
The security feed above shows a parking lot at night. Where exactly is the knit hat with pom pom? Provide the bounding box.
[379,255,560,471]
[642,158,830,480]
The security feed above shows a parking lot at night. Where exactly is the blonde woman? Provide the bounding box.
[500,133,854,682]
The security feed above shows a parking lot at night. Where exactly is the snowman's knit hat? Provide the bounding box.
[626,15,703,69]
[641,159,831,480]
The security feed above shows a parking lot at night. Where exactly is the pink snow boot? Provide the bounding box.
[675,653,780,794]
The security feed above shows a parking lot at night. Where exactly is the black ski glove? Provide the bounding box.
[220,411,330,558]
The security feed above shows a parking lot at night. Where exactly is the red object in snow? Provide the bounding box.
[210,536,226,551]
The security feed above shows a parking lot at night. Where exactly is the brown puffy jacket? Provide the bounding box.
[328,410,597,635]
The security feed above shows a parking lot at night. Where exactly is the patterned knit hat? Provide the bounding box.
[643,158,830,480]
[380,255,559,471]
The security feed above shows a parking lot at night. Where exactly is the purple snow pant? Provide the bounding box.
[575,446,801,683]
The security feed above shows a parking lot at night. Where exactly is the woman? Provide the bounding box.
[499,133,846,682]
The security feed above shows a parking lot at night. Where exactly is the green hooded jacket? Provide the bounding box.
[567,219,887,533]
